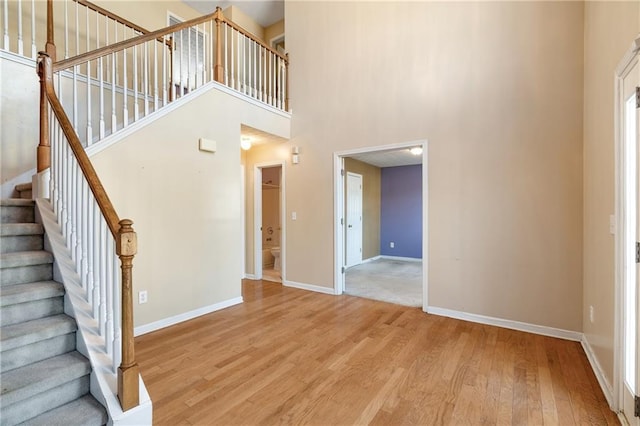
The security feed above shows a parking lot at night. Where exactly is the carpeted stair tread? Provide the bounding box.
[0,251,53,269]
[0,199,35,207]
[0,352,91,407]
[0,315,77,352]
[0,224,43,237]
[19,394,107,426]
[0,281,64,307]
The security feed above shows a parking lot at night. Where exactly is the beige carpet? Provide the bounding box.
[345,258,422,307]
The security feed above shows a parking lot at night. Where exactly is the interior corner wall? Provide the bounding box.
[286,1,584,331]
[380,165,422,259]
[583,1,640,389]
[344,158,381,260]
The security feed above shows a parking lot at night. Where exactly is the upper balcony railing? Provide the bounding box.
[3,0,289,145]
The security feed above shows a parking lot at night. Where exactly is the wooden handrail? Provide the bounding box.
[53,6,287,72]
[40,50,140,411]
[74,0,152,36]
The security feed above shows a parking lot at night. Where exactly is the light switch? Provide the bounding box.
[198,138,216,153]
[292,212,297,220]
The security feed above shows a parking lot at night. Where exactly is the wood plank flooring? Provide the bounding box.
[135,280,619,425]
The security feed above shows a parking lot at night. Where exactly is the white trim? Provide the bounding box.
[379,255,422,263]
[0,49,35,66]
[361,255,382,263]
[333,140,429,311]
[1,168,35,198]
[244,273,259,280]
[427,306,583,342]
[134,297,243,336]
[284,280,337,295]
[582,335,615,407]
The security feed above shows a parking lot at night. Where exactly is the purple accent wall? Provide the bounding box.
[380,165,422,258]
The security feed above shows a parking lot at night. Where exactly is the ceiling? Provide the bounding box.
[348,147,423,168]
[182,0,284,28]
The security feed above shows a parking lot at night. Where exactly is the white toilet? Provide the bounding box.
[270,247,281,271]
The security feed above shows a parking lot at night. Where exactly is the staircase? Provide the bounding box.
[0,192,108,425]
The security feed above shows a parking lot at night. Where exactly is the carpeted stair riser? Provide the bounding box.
[1,224,44,254]
[0,351,91,424]
[0,281,64,307]
[0,264,53,286]
[0,315,77,352]
[1,333,76,373]
[0,200,35,224]
[20,395,108,426]
[0,376,89,425]
[0,297,64,326]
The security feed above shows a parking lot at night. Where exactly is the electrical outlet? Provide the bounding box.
[589,305,594,323]
[390,242,395,248]
[139,290,148,304]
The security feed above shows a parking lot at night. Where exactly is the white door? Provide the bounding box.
[346,172,363,268]
[622,53,640,426]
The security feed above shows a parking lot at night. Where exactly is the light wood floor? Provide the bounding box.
[136,280,619,425]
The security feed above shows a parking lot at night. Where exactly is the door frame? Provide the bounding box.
[253,161,286,281]
[345,171,363,268]
[333,140,429,311]
[614,34,640,418]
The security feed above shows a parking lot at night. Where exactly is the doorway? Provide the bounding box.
[334,141,428,311]
[615,36,640,426]
[254,162,285,283]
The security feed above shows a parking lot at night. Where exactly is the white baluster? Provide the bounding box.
[113,19,118,85]
[236,31,240,91]
[99,57,105,139]
[80,179,88,290]
[162,36,167,106]
[112,251,121,373]
[170,34,176,102]
[64,0,68,59]
[194,24,198,89]
[123,46,128,127]
[30,0,35,58]
[86,197,94,303]
[154,40,158,110]
[72,64,78,133]
[17,0,22,55]
[179,30,184,97]
[187,25,191,91]
[111,52,116,134]
[230,25,235,89]
[92,202,100,319]
[144,42,149,115]
[75,0,79,55]
[3,0,8,50]
[105,236,114,355]
[75,163,82,270]
[99,220,107,337]
[209,20,214,82]
[62,141,70,245]
[134,44,139,121]
[224,23,228,85]
[270,52,275,106]
[87,59,93,146]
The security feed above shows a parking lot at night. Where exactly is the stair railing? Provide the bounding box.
[2,0,161,61]
[39,50,139,411]
[44,5,288,146]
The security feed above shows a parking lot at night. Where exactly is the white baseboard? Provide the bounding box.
[379,255,422,262]
[134,297,243,336]
[427,306,583,342]
[581,335,614,408]
[244,274,259,280]
[284,280,337,295]
[362,255,382,263]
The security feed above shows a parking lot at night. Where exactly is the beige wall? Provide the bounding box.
[344,158,380,260]
[223,5,265,43]
[265,19,285,46]
[285,1,584,331]
[583,1,639,389]
[91,87,290,327]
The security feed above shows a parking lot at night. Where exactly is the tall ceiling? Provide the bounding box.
[182,0,284,28]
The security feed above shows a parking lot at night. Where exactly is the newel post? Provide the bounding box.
[45,0,56,61]
[37,52,51,173]
[213,7,224,83]
[116,219,140,411]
